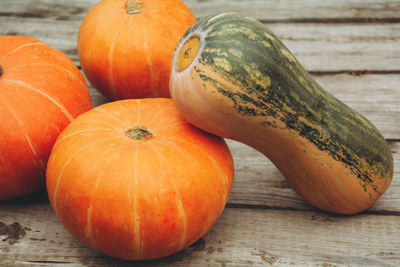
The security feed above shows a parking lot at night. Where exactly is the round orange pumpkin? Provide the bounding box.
[77,0,196,100]
[0,36,92,200]
[46,98,234,260]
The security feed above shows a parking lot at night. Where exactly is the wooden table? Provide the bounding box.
[1,0,399,265]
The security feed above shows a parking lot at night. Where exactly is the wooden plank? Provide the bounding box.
[0,202,399,266]
[1,16,400,72]
[269,23,400,72]
[226,140,400,213]
[1,0,399,22]
[0,0,95,21]
[186,0,400,22]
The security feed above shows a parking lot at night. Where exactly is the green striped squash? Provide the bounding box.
[169,13,393,214]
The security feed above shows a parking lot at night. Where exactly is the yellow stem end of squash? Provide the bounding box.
[176,35,201,72]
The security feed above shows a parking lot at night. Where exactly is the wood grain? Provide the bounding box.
[186,0,400,22]
[2,17,399,72]
[1,202,400,266]
[1,0,399,22]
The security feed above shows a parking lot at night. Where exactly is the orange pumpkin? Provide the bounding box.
[77,0,196,100]
[0,36,92,200]
[46,99,234,260]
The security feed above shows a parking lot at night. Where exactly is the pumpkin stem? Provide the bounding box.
[0,65,3,77]
[176,35,201,72]
[126,0,143,14]
[125,126,153,141]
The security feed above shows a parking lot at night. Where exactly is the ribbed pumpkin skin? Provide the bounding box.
[46,99,233,260]
[170,13,394,214]
[78,0,196,100]
[0,36,92,200]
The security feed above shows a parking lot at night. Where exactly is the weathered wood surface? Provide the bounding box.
[2,17,400,72]
[1,0,400,266]
[1,0,400,21]
[1,200,400,266]
[1,0,400,72]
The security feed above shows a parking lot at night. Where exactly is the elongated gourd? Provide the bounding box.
[170,13,394,214]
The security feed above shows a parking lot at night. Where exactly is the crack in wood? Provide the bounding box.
[26,260,71,264]
[0,12,46,18]
[259,17,400,24]
[226,203,400,216]
[226,203,314,212]
[364,210,400,216]
[1,9,400,24]
[310,70,400,76]
[77,65,400,77]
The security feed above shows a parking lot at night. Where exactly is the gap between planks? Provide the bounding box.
[1,11,399,24]
[309,70,400,76]
[258,18,400,24]
[78,66,400,76]
[225,203,400,217]
[1,0,400,22]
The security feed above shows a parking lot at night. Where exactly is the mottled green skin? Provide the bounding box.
[180,13,393,189]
